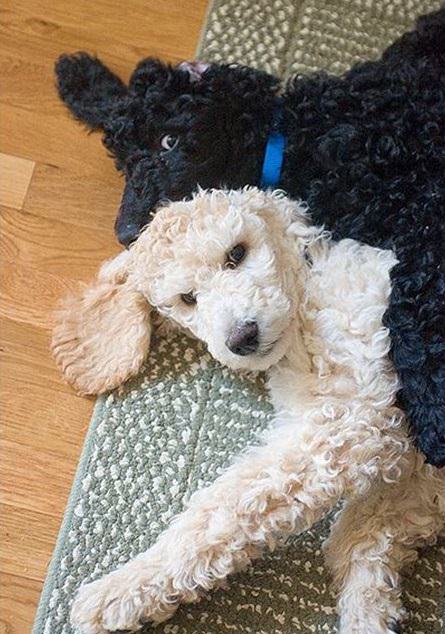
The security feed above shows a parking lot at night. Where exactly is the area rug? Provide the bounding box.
[33,1,444,633]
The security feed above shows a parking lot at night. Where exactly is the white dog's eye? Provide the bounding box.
[225,244,246,269]
[160,134,179,151]
[180,291,197,306]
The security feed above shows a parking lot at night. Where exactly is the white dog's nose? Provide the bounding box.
[225,321,259,356]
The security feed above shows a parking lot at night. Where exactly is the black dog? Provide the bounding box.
[55,9,445,467]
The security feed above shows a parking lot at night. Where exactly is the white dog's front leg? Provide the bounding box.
[71,410,402,634]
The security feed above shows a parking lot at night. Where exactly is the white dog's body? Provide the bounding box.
[53,189,444,634]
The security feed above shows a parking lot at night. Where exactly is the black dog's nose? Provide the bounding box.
[117,223,141,248]
[225,321,259,356]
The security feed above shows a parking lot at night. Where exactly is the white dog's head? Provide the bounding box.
[53,188,322,394]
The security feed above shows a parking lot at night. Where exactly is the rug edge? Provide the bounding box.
[31,396,108,634]
[195,0,219,59]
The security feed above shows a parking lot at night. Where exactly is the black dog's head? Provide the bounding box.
[56,54,280,245]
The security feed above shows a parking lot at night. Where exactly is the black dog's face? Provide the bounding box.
[56,55,280,245]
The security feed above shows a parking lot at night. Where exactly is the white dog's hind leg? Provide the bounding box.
[70,413,409,634]
[324,458,445,634]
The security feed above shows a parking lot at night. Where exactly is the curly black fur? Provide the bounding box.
[55,9,445,466]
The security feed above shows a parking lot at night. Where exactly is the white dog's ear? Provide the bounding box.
[52,250,152,396]
[255,190,320,241]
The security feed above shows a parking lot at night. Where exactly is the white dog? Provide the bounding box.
[52,188,444,634]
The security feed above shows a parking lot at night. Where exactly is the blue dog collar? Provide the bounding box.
[260,103,286,189]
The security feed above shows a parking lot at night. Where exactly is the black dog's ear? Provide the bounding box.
[55,53,129,130]
[208,64,281,109]
[129,58,172,96]
[206,65,282,144]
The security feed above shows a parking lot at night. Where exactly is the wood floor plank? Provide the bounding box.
[2,373,90,436]
[23,161,123,232]
[0,258,77,329]
[0,153,35,210]
[1,375,92,458]
[0,205,118,279]
[0,317,93,458]
[0,102,115,175]
[0,440,78,517]
[2,0,206,67]
[0,504,62,581]
[0,573,42,634]
[0,316,80,393]
[0,18,130,86]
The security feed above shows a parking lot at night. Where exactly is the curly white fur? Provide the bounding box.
[52,188,444,634]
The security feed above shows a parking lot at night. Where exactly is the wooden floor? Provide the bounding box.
[0,1,208,631]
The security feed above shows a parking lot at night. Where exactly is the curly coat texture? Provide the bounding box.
[52,188,445,634]
[55,9,445,467]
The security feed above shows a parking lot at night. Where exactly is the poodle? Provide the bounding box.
[52,188,445,634]
[55,9,445,467]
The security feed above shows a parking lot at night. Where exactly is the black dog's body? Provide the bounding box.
[56,9,445,466]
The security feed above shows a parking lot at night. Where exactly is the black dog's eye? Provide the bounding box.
[180,291,197,306]
[160,134,179,151]
[225,244,247,269]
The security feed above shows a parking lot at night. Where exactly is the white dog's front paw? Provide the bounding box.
[338,603,406,634]
[70,566,178,633]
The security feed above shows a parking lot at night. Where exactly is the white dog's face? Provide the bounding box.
[131,189,309,371]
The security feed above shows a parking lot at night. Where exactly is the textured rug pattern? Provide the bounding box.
[34,1,444,633]
[198,0,441,76]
